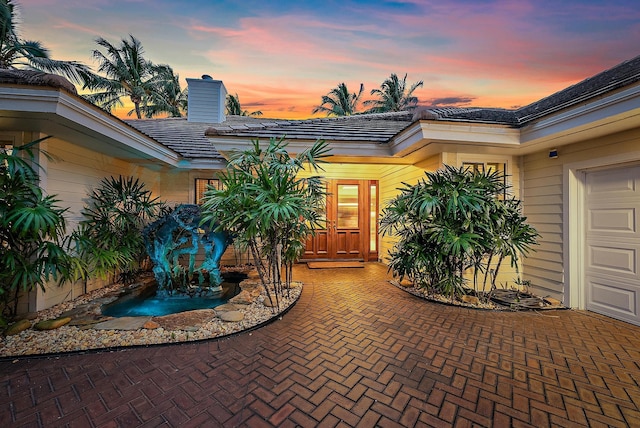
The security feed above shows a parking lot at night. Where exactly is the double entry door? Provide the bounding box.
[304,179,378,261]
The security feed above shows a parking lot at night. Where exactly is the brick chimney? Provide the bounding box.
[186,75,227,123]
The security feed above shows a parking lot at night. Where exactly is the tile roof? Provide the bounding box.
[126,112,415,159]
[415,54,640,126]
[515,54,640,123]
[204,111,414,142]
[124,117,226,160]
[125,54,640,159]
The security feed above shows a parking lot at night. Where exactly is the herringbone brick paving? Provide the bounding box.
[1,263,640,427]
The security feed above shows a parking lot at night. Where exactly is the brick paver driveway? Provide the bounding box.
[1,263,639,427]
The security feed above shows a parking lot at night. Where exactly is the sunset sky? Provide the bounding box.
[17,0,640,119]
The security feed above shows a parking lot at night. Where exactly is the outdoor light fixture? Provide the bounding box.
[549,148,558,159]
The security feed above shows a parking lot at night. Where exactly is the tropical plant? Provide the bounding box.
[312,82,364,116]
[139,64,187,118]
[0,0,94,85]
[380,165,539,300]
[85,35,181,119]
[364,73,423,113]
[200,136,329,309]
[0,137,72,319]
[225,93,262,116]
[72,175,164,283]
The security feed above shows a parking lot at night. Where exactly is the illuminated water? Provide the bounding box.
[102,280,242,317]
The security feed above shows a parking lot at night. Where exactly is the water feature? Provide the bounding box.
[102,275,244,317]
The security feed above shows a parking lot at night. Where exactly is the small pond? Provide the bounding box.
[102,274,244,317]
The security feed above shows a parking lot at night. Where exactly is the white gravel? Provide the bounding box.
[0,283,301,358]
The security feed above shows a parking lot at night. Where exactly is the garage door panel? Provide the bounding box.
[588,207,637,234]
[585,164,640,326]
[586,168,637,195]
[587,244,637,275]
[587,277,639,324]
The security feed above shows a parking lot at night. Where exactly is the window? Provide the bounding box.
[0,143,13,169]
[370,182,378,252]
[462,161,507,197]
[195,178,221,204]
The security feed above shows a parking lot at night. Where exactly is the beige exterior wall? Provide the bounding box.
[521,128,640,303]
[27,135,165,312]
[378,157,441,261]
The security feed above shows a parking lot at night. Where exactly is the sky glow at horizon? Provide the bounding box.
[16,0,640,119]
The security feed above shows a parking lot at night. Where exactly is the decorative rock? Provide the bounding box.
[285,281,302,289]
[34,317,72,330]
[262,295,278,307]
[0,280,302,358]
[215,303,241,312]
[4,319,31,336]
[143,320,160,329]
[219,311,244,322]
[247,270,260,279]
[93,316,151,331]
[239,280,265,297]
[153,309,217,331]
[461,295,480,305]
[229,290,255,305]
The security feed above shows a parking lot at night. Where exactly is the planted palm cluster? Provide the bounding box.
[0,138,70,319]
[200,136,329,310]
[380,165,539,302]
[70,175,165,285]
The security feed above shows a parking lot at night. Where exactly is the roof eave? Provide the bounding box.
[0,85,183,166]
[518,81,640,154]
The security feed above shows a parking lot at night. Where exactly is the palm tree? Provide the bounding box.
[139,64,187,118]
[225,93,263,116]
[86,35,173,119]
[364,73,423,113]
[312,82,364,116]
[0,0,94,85]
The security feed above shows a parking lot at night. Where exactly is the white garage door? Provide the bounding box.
[585,164,640,325]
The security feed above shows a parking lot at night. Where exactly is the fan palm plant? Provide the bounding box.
[364,73,423,113]
[0,0,94,85]
[0,137,72,319]
[313,82,364,116]
[201,136,329,309]
[73,176,164,283]
[380,165,538,299]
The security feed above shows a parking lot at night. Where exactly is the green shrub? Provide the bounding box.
[72,175,164,283]
[200,136,329,308]
[380,165,539,299]
[0,138,72,319]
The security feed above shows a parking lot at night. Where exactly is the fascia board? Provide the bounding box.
[0,87,182,166]
[519,84,640,152]
[175,158,228,170]
[391,121,520,156]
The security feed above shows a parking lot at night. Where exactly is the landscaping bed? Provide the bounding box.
[389,279,566,311]
[0,274,302,358]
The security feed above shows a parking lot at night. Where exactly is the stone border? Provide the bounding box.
[0,280,302,360]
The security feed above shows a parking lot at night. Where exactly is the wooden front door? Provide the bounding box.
[304,179,377,261]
